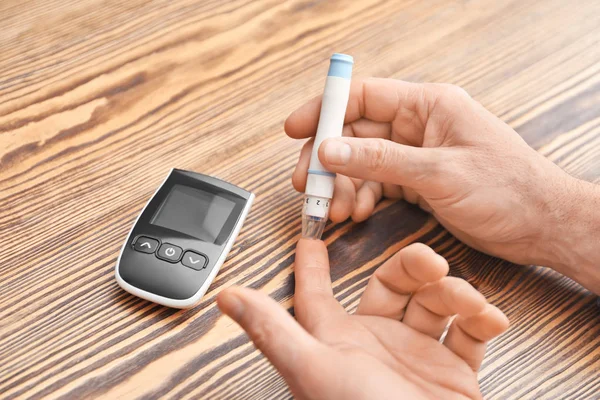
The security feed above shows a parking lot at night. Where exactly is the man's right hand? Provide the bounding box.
[285,78,600,293]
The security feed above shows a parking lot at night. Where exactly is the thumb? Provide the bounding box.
[318,137,441,189]
[217,286,324,387]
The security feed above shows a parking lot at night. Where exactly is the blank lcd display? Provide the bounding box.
[151,184,236,243]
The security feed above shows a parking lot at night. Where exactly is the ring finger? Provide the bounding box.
[402,277,487,340]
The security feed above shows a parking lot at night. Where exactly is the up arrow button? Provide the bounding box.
[182,251,207,270]
[133,236,159,254]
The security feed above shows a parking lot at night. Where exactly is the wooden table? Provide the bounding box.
[2,0,599,398]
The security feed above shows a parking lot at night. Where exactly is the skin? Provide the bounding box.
[286,78,600,294]
[218,78,599,398]
[218,240,509,400]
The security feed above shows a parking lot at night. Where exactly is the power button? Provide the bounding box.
[156,243,183,263]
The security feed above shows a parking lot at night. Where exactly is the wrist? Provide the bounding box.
[535,172,600,294]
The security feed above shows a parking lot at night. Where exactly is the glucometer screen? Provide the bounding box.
[151,184,236,243]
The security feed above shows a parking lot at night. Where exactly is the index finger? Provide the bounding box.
[284,78,423,139]
[293,239,346,333]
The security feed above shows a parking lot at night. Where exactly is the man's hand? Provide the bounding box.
[285,78,600,293]
[218,240,509,400]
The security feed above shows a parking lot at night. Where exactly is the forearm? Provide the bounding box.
[538,175,600,294]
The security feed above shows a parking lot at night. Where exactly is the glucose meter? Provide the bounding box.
[115,168,254,308]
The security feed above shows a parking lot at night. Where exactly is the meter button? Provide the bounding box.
[182,251,207,270]
[156,243,183,263]
[134,236,159,254]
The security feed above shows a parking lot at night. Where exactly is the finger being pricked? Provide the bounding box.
[293,239,347,333]
[356,243,449,320]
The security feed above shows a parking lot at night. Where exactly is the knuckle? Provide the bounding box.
[425,83,471,110]
[373,264,388,282]
[439,83,471,99]
[423,149,462,189]
[248,321,276,350]
[443,277,472,297]
[426,149,447,177]
[364,140,393,173]
[442,276,464,287]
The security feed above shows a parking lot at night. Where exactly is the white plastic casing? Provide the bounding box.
[304,195,329,218]
[304,75,351,217]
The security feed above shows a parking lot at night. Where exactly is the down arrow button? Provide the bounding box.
[182,251,207,270]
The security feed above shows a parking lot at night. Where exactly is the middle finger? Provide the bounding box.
[356,243,448,319]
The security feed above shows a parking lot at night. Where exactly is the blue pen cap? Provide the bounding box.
[328,53,354,79]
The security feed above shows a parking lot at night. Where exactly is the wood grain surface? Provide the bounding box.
[1,0,600,398]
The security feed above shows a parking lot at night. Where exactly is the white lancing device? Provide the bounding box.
[302,53,353,239]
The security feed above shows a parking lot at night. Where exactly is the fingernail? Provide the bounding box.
[322,140,351,165]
